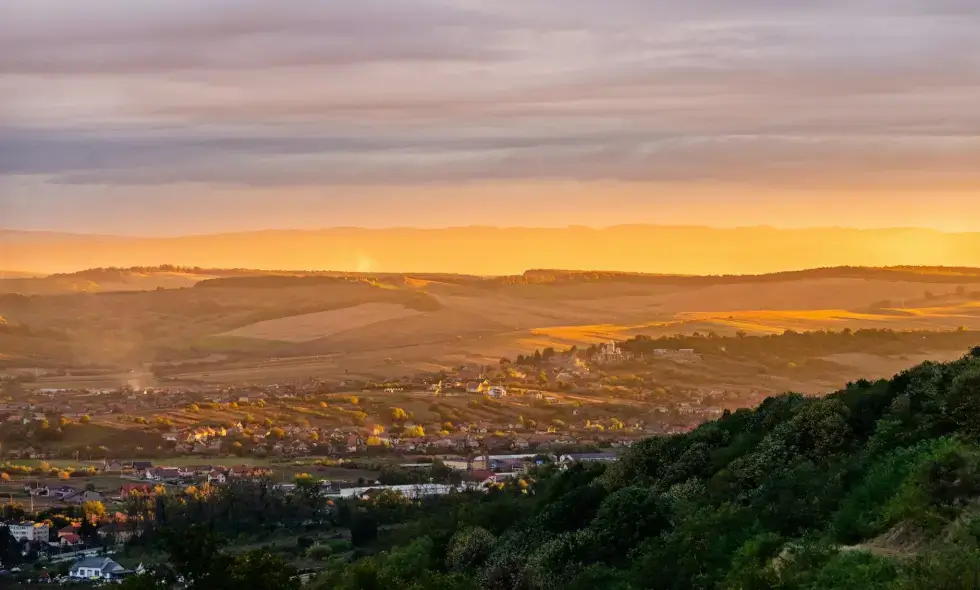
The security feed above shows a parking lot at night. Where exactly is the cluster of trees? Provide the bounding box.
[119,525,301,590]
[117,475,332,544]
[495,267,980,286]
[514,346,579,367]
[618,328,980,361]
[304,347,980,589]
[514,329,980,368]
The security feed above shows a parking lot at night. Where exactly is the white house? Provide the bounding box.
[487,386,508,399]
[4,521,50,542]
[594,341,625,364]
[69,556,128,580]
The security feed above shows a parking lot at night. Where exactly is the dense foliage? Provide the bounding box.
[311,348,980,589]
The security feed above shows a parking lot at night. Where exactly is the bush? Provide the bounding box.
[306,545,333,560]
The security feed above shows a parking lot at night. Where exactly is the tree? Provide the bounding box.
[79,414,92,424]
[350,512,378,546]
[0,526,22,568]
[447,526,495,572]
[58,470,71,480]
[391,407,409,422]
[269,427,286,440]
[82,500,106,521]
[0,472,9,484]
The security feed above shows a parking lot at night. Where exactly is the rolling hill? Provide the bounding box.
[1,266,979,386]
[5,225,980,275]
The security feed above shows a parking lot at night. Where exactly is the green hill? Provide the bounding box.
[311,348,980,589]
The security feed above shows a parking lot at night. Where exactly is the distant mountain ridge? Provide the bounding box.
[3,225,980,275]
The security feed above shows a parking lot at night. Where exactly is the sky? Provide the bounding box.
[2,0,980,236]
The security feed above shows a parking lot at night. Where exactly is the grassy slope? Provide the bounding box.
[2,266,980,375]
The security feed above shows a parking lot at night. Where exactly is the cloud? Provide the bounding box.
[1,0,979,193]
[0,0,511,74]
[5,127,979,189]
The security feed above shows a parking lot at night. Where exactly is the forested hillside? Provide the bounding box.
[313,347,980,589]
[116,348,980,589]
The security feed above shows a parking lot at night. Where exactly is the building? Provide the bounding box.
[487,386,508,399]
[65,490,104,505]
[69,557,128,580]
[4,521,50,542]
[559,452,618,466]
[595,341,628,365]
[466,380,490,394]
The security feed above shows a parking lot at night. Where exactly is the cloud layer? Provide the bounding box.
[2,0,980,230]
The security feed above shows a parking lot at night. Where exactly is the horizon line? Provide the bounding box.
[8,264,980,282]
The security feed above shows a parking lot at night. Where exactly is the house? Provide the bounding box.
[594,341,629,365]
[466,380,490,394]
[4,521,50,542]
[59,532,83,547]
[469,470,497,486]
[442,459,470,471]
[66,490,104,505]
[158,467,182,480]
[146,467,181,482]
[559,452,618,465]
[69,556,128,580]
[103,459,124,473]
[487,386,507,399]
[130,461,153,472]
[207,470,227,484]
[23,481,49,496]
[57,523,81,538]
[191,465,214,476]
[98,522,137,544]
[51,485,78,500]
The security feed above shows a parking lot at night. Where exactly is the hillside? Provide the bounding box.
[6,226,980,275]
[309,349,980,589]
[2,266,980,384]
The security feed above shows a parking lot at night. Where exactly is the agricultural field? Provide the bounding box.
[2,266,980,391]
[219,303,424,343]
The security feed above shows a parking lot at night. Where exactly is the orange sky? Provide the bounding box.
[3,1,980,237]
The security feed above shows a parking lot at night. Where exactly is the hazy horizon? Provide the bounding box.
[5,225,980,276]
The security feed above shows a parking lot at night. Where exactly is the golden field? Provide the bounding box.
[1,266,979,391]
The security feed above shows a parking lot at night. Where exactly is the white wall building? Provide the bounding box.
[5,521,50,542]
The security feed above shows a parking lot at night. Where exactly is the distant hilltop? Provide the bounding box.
[5,264,980,296]
[3,225,980,276]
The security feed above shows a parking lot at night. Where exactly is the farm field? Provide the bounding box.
[219,303,424,343]
[3,267,980,389]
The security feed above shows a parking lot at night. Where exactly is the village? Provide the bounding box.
[0,448,618,583]
[0,340,785,581]
[0,341,765,466]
